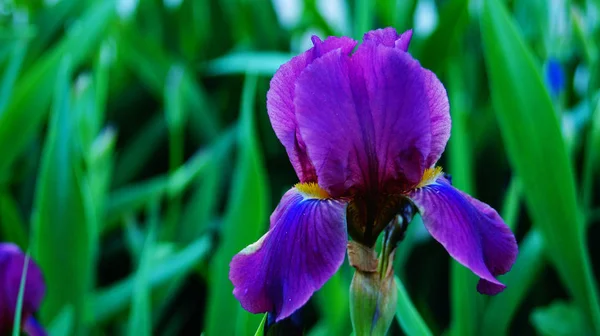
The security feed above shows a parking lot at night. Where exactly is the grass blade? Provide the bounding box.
[12,253,30,336]
[254,314,267,336]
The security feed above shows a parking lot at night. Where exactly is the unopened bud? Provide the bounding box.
[348,241,398,336]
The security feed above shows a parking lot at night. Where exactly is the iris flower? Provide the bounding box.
[230,27,518,322]
[0,243,46,336]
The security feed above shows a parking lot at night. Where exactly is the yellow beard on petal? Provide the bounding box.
[295,182,330,199]
[416,166,443,189]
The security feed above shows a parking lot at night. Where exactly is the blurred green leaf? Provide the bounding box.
[91,234,213,323]
[501,177,523,231]
[583,97,600,214]
[204,52,292,76]
[105,127,236,231]
[113,115,167,187]
[31,56,92,332]
[417,0,469,73]
[447,59,481,336]
[0,0,115,175]
[118,26,219,141]
[0,192,28,249]
[127,201,159,336]
[205,74,269,335]
[354,0,374,38]
[48,306,74,336]
[482,230,545,335]
[531,301,591,336]
[164,64,185,241]
[395,276,433,336]
[0,39,27,115]
[481,0,600,331]
[315,271,350,335]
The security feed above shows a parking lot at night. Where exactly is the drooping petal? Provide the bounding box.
[295,42,432,197]
[0,243,46,333]
[267,36,357,182]
[408,178,517,294]
[229,185,348,321]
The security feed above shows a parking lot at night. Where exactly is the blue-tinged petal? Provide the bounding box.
[229,185,348,321]
[23,317,47,336]
[408,177,517,294]
[267,36,357,182]
[0,243,45,333]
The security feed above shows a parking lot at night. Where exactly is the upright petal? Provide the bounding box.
[267,36,357,182]
[408,178,517,294]
[295,42,432,197]
[363,28,449,168]
[229,185,348,321]
[423,69,450,168]
[363,28,413,51]
[0,243,45,333]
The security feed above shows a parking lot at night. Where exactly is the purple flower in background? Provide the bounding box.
[229,28,518,321]
[545,58,565,98]
[0,243,46,336]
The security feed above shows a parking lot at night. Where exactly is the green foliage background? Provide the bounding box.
[1,0,600,334]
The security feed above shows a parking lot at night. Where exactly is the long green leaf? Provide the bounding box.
[31,56,92,332]
[127,201,158,336]
[395,276,433,336]
[482,230,545,335]
[481,0,600,331]
[205,74,269,335]
[12,253,30,336]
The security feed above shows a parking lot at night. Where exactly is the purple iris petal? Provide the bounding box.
[422,69,451,168]
[0,243,45,333]
[408,178,518,294]
[363,27,413,51]
[267,36,357,182]
[229,187,348,321]
[294,39,433,196]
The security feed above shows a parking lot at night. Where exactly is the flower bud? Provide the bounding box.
[348,241,398,336]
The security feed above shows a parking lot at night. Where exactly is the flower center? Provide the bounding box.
[295,182,330,199]
[416,166,443,188]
